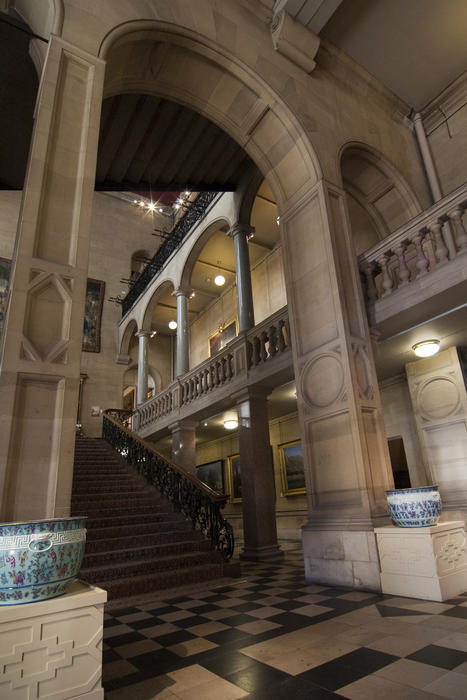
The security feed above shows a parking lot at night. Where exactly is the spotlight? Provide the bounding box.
[214,274,225,286]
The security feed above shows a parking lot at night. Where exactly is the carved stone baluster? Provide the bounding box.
[377,254,393,296]
[253,336,261,365]
[394,242,411,285]
[260,331,268,362]
[268,325,278,356]
[449,206,467,251]
[246,340,253,368]
[214,361,221,386]
[428,220,448,265]
[221,357,228,382]
[227,353,234,379]
[411,231,429,276]
[362,262,378,302]
[204,367,211,391]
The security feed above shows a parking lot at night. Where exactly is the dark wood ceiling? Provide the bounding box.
[95,94,256,193]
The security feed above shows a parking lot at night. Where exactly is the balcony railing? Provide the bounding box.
[133,306,291,434]
[122,192,219,316]
[359,183,467,304]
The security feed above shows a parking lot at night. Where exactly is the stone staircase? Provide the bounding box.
[72,437,231,599]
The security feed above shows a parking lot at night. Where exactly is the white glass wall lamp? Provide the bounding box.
[412,339,440,358]
[224,419,238,430]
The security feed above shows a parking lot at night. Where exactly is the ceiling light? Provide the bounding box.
[412,340,440,358]
[138,200,145,207]
[214,274,225,286]
[174,203,180,210]
[224,419,238,430]
[147,202,156,211]
[150,330,157,338]
[158,207,163,213]
[184,190,190,196]
[168,320,177,330]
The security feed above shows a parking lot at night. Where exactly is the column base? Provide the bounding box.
[240,544,284,562]
[302,523,381,591]
[375,520,467,601]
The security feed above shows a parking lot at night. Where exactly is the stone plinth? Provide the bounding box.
[374,521,467,601]
[0,581,107,700]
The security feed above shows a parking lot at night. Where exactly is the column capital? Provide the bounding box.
[135,330,151,339]
[228,222,255,239]
[232,385,270,405]
[173,287,191,298]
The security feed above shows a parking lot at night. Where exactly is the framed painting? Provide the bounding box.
[82,278,105,353]
[208,318,237,356]
[227,454,242,502]
[278,440,306,495]
[196,460,224,494]
[0,257,11,342]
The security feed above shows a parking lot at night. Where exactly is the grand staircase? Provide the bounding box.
[72,437,232,600]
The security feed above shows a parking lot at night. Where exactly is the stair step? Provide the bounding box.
[84,529,203,553]
[72,504,170,518]
[81,550,221,583]
[86,564,225,600]
[82,539,210,567]
[85,519,192,541]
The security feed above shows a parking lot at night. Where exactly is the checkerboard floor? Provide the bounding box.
[102,547,467,699]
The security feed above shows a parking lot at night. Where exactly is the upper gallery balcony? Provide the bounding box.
[359,182,467,340]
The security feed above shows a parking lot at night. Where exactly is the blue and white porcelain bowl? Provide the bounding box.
[0,517,86,605]
[386,486,441,527]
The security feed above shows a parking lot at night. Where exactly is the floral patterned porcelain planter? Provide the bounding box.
[0,517,86,605]
[386,486,442,528]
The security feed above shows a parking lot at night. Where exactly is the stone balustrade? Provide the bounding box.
[359,183,467,304]
[133,307,292,435]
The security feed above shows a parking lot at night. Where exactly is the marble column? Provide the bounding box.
[0,37,105,521]
[235,387,282,561]
[170,420,197,474]
[136,331,150,405]
[229,223,255,332]
[175,289,189,377]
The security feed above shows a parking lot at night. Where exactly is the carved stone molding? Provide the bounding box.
[271,10,320,74]
[300,352,345,409]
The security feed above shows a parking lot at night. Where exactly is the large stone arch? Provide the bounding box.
[179,218,231,293]
[339,142,422,253]
[141,278,176,333]
[99,23,322,212]
[118,317,138,360]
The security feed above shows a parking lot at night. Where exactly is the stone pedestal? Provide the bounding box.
[0,581,107,699]
[375,521,467,601]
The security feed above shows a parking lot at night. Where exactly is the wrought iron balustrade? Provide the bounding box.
[102,409,234,561]
[122,192,219,316]
[359,183,467,304]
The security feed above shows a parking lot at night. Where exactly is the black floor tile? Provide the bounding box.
[271,611,329,630]
[247,676,344,699]
[103,648,120,663]
[200,649,259,677]
[107,606,140,617]
[142,605,178,616]
[376,604,427,618]
[219,613,258,626]
[297,648,397,691]
[156,629,197,646]
[225,659,290,694]
[130,616,168,629]
[174,614,211,628]
[205,627,253,645]
[234,602,266,613]
[407,644,467,669]
[130,648,181,674]
[441,606,467,619]
[104,631,146,648]
[103,616,122,628]
[193,603,223,614]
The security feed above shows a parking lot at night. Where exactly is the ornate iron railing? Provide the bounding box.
[122,191,219,316]
[102,409,234,561]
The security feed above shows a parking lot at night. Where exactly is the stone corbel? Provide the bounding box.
[271,10,320,74]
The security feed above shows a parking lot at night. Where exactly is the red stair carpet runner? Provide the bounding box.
[72,437,228,600]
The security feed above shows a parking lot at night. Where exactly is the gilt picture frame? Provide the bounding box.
[208,318,237,357]
[227,454,242,502]
[278,440,306,495]
[196,460,224,494]
[82,278,105,353]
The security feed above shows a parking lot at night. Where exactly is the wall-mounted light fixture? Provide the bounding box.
[412,339,440,358]
[168,320,177,330]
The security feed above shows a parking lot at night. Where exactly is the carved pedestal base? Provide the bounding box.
[374,521,467,601]
[0,581,107,699]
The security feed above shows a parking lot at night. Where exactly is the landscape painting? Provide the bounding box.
[82,278,105,353]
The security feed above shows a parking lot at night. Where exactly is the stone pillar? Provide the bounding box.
[282,180,393,590]
[235,387,282,561]
[175,289,189,376]
[136,331,150,405]
[0,37,105,521]
[405,347,467,520]
[229,223,255,332]
[170,420,197,474]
